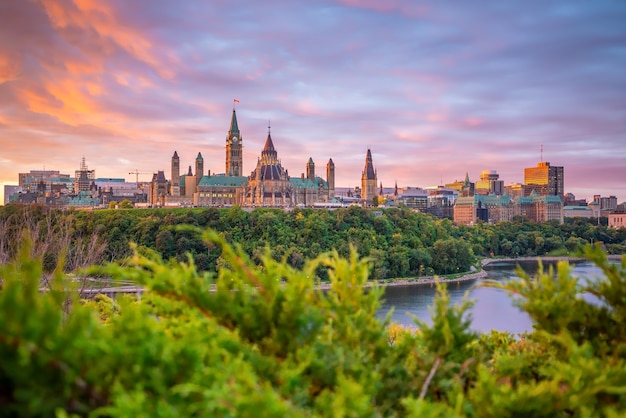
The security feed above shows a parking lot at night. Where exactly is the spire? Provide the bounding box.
[464,172,470,184]
[262,133,277,156]
[229,109,240,135]
[363,149,376,180]
[172,151,179,159]
[187,166,193,176]
[196,152,203,161]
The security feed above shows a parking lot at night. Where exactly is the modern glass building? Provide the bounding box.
[523,161,564,197]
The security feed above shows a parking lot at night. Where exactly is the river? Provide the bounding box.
[376,260,610,334]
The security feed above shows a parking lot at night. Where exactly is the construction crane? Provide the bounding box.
[129,170,152,185]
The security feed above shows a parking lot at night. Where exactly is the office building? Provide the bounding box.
[523,161,564,197]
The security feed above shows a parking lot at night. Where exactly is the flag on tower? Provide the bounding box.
[234,99,240,103]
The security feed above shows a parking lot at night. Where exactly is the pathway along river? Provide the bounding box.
[376,260,610,334]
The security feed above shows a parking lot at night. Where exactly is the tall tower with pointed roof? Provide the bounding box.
[326,158,335,199]
[306,157,315,181]
[461,172,474,197]
[226,109,243,176]
[195,152,204,185]
[361,149,377,204]
[171,151,180,196]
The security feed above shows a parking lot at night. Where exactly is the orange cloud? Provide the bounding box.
[39,0,174,79]
[0,54,21,84]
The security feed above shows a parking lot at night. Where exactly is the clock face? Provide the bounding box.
[232,136,238,143]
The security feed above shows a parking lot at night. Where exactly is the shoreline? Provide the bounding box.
[315,269,488,291]
[315,253,624,291]
[481,254,623,266]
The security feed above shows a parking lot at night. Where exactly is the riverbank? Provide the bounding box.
[481,254,624,266]
[315,269,488,290]
[316,253,625,291]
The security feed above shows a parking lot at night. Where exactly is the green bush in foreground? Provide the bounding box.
[0,231,625,417]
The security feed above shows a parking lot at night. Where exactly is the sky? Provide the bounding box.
[1,0,625,205]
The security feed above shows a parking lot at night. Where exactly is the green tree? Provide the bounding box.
[118,199,133,209]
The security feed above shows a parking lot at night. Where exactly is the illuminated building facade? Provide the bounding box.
[523,161,564,197]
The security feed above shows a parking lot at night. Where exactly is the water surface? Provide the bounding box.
[377,260,608,334]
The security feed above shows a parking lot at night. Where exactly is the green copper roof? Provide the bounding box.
[456,194,513,206]
[564,206,591,211]
[290,178,316,189]
[229,109,240,135]
[542,195,563,203]
[198,175,248,187]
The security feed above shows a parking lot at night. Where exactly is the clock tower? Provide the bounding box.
[226,109,243,176]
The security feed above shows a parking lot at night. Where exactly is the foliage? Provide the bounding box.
[1,230,625,416]
[2,204,625,281]
[118,199,133,209]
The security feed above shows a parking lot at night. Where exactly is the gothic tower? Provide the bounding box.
[306,157,315,181]
[171,151,180,196]
[195,152,204,185]
[244,126,292,207]
[326,158,335,199]
[361,149,377,204]
[225,109,243,176]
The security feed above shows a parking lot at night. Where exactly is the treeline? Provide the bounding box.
[1,204,625,279]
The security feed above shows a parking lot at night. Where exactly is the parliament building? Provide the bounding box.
[149,110,336,208]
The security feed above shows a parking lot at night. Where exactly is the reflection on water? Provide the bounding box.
[377,260,609,334]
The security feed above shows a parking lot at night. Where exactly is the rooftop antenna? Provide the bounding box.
[268,120,271,134]
[540,144,543,162]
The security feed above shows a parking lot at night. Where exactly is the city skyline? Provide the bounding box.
[1,1,625,205]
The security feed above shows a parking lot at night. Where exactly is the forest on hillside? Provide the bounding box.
[1,204,625,280]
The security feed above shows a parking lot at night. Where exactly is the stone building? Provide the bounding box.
[244,131,293,207]
[174,110,335,208]
[361,149,377,204]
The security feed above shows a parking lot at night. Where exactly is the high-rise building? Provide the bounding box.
[504,183,525,199]
[361,149,377,204]
[18,170,72,193]
[593,195,617,210]
[523,161,564,197]
[225,109,243,176]
[475,170,504,195]
[171,151,180,196]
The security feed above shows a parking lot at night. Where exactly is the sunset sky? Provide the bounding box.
[1,0,625,205]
